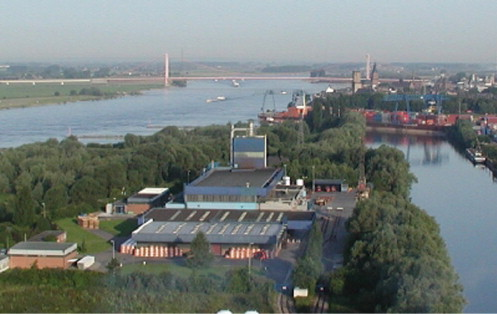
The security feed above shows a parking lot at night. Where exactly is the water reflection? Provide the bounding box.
[365,132,449,166]
[367,131,497,312]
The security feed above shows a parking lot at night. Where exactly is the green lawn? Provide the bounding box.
[99,218,137,237]
[0,82,162,99]
[55,218,110,254]
[0,82,163,109]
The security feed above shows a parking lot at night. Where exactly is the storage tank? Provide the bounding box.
[283,176,291,186]
[296,178,304,186]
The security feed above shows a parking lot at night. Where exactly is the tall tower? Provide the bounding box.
[366,54,371,81]
[164,53,169,87]
[352,71,362,93]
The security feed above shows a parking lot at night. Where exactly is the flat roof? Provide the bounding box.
[132,221,284,245]
[8,242,77,257]
[143,208,289,224]
[128,187,170,203]
[192,168,279,188]
[139,188,169,194]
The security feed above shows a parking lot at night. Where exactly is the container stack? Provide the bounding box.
[131,245,183,258]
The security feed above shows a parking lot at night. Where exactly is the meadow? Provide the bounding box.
[0,82,163,109]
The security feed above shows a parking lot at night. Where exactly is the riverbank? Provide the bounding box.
[0,82,163,110]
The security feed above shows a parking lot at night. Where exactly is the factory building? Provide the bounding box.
[184,167,284,210]
[107,187,171,215]
[8,242,78,269]
[121,208,315,259]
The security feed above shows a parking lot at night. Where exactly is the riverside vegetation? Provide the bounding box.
[0,92,464,312]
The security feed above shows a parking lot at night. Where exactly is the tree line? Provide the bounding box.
[0,125,230,247]
[327,145,465,312]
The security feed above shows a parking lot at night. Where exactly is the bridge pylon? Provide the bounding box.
[164,53,169,87]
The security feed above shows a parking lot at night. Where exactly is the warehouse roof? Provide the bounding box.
[143,208,288,224]
[132,220,285,245]
[192,168,280,188]
[8,242,77,257]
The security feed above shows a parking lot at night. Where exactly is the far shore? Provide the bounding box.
[0,82,164,110]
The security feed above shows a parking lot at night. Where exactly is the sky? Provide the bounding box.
[2,0,497,64]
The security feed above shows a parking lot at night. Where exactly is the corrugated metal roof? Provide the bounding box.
[132,221,284,245]
[143,208,293,224]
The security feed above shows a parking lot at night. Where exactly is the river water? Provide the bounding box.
[366,132,497,313]
[1,80,496,311]
[0,80,334,148]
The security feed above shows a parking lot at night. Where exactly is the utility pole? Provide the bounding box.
[110,240,115,260]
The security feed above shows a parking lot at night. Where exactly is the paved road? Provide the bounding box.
[315,191,356,272]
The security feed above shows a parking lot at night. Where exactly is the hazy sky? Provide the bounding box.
[2,0,497,64]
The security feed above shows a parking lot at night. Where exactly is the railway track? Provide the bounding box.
[278,293,295,313]
[313,292,329,313]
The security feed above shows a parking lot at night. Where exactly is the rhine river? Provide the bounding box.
[0,80,495,312]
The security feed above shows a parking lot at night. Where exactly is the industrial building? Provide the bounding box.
[182,122,308,211]
[8,241,78,269]
[108,187,171,215]
[118,122,314,260]
[121,208,315,259]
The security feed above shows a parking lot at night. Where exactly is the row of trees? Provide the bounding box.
[329,145,465,312]
[292,222,323,291]
[309,88,497,116]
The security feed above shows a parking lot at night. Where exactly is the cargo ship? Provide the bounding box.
[258,90,312,124]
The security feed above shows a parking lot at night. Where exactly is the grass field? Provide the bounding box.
[99,218,137,237]
[55,217,110,254]
[0,82,163,110]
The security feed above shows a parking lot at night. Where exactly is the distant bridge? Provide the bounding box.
[0,53,426,86]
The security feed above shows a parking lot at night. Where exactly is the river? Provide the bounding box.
[366,132,497,313]
[0,80,335,148]
[1,80,496,311]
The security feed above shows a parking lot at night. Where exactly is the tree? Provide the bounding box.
[187,231,213,268]
[12,185,36,227]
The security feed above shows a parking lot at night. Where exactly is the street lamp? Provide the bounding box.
[110,240,115,260]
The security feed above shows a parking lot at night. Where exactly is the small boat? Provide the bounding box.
[206,96,227,103]
[466,147,486,163]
